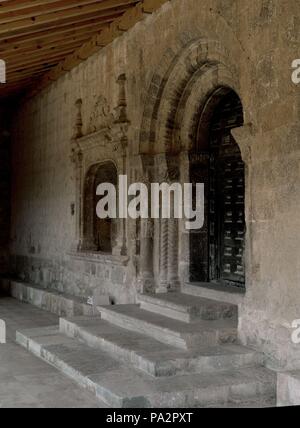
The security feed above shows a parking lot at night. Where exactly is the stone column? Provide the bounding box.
[137,155,155,294]
[178,150,190,284]
[156,154,180,293]
[112,137,128,256]
[112,74,129,255]
[158,218,169,291]
[139,218,155,293]
[75,150,84,250]
[70,99,84,252]
[155,154,169,293]
[167,199,179,290]
[166,154,180,292]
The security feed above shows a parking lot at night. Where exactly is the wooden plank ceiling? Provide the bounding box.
[0,0,166,100]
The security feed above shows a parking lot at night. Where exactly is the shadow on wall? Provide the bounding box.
[0,105,12,278]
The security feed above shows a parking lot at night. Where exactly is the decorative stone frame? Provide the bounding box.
[71,75,130,258]
[139,36,255,293]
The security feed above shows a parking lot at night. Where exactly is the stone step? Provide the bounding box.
[183,282,244,306]
[9,279,94,317]
[60,315,264,377]
[97,304,238,350]
[138,292,238,323]
[277,370,300,406]
[16,326,276,408]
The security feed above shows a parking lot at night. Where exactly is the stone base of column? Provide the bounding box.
[156,280,168,294]
[167,279,181,292]
[137,275,155,295]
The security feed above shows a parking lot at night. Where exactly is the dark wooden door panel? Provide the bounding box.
[210,92,245,287]
[190,90,245,289]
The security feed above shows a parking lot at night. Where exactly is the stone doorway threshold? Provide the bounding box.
[183,282,245,305]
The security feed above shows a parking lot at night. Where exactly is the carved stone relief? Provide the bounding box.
[87,95,114,134]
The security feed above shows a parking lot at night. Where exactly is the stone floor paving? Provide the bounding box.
[0,296,105,408]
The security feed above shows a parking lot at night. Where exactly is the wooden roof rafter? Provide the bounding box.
[0,0,169,100]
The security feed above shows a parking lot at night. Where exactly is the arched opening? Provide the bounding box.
[83,161,117,253]
[190,89,245,288]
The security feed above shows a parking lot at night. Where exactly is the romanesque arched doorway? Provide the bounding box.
[190,89,245,288]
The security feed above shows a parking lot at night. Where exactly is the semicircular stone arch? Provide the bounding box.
[139,38,245,156]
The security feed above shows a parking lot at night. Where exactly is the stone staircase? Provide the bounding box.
[16,292,277,408]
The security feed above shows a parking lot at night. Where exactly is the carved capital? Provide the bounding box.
[139,154,154,182]
[154,153,181,183]
[166,154,180,182]
[141,218,154,239]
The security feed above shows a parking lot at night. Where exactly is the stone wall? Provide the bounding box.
[9,0,300,369]
[0,105,10,276]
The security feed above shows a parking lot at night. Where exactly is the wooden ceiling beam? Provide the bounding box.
[0,23,102,48]
[0,13,119,44]
[33,0,168,91]
[0,0,75,14]
[1,32,98,57]
[0,0,170,100]
[0,8,125,40]
[6,44,84,68]
[0,0,138,34]
[7,68,54,84]
[0,1,108,23]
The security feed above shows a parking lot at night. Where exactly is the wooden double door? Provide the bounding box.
[190,91,245,288]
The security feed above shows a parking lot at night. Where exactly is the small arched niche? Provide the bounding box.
[190,88,246,289]
[83,161,117,253]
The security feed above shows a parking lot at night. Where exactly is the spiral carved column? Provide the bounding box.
[166,158,180,291]
[157,154,180,292]
[167,205,179,290]
[159,218,169,290]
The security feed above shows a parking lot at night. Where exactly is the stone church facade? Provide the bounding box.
[1,0,300,406]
